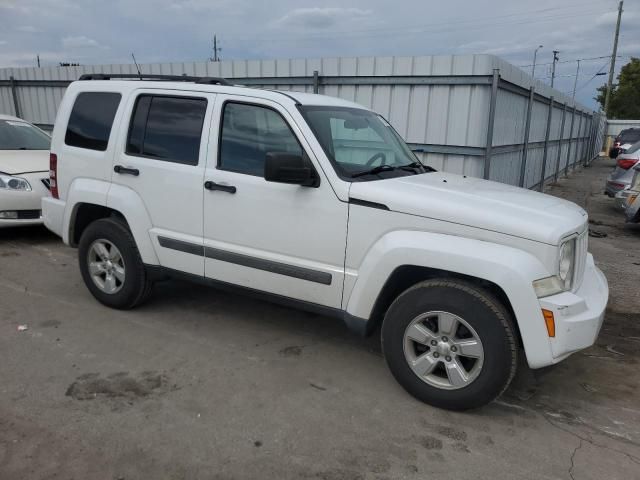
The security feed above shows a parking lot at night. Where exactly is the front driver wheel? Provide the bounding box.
[382,279,517,410]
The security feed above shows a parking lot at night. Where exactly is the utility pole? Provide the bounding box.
[210,35,221,62]
[572,60,580,99]
[604,0,623,117]
[550,50,560,88]
[36,55,40,68]
[531,45,543,79]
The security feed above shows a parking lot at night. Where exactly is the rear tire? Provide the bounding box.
[382,279,517,410]
[78,217,152,309]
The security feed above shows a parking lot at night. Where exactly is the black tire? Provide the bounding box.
[78,217,152,309]
[382,279,517,410]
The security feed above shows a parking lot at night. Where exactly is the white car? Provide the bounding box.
[0,114,51,227]
[42,74,608,410]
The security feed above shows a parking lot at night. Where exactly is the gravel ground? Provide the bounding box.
[1,156,638,480]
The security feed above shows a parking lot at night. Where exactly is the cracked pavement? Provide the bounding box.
[1,157,639,479]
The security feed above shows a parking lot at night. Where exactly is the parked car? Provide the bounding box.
[624,166,640,223]
[0,114,51,227]
[609,128,640,159]
[42,74,608,410]
[605,141,640,197]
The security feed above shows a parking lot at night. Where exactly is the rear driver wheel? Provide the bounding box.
[78,218,152,309]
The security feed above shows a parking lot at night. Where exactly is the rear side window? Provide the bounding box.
[65,92,121,151]
[126,95,207,166]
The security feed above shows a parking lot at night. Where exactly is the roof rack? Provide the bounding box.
[78,73,231,86]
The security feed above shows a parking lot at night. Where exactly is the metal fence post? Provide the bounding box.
[519,86,535,188]
[564,108,576,177]
[579,114,589,167]
[573,114,583,170]
[554,102,567,183]
[586,115,596,165]
[313,70,319,94]
[539,96,554,192]
[483,69,500,180]
[9,76,21,118]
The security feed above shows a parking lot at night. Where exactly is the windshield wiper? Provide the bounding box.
[398,161,436,173]
[351,164,398,178]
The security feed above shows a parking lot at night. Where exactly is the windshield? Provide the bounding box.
[619,130,640,144]
[626,140,640,155]
[299,106,426,180]
[0,119,51,150]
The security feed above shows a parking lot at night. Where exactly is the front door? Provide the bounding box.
[110,89,215,275]
[202,96,347,308]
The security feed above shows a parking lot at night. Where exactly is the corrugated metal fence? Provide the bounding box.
[0,54,605,191]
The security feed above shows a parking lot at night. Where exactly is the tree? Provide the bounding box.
[596,57,640,119]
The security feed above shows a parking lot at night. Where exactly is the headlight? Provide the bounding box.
[558,239,575,289]
[533,239,576,298]
[0,173,32,191]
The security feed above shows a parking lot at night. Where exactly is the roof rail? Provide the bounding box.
[77,73,231,86]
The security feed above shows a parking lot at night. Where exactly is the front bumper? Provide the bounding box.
[605,180,627,197]
[538,254,608,363]
[0,216,43,228]
[0,171,48,228]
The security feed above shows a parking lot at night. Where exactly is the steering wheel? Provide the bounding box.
[366,152,387,167]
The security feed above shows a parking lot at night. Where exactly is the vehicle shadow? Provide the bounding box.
[0,225,59,245]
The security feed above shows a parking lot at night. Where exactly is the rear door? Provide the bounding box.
[110,89,216,275]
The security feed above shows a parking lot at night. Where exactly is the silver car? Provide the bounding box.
[624,166,640,223]
[605,141,640,197]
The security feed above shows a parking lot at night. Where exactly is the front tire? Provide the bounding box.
[382,279,517,410]
[78,218,152,309]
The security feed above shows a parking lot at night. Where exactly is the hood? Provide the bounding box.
[349,172,587,245]
[0,150,49,175]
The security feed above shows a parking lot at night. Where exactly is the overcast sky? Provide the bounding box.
[0,0,638,109]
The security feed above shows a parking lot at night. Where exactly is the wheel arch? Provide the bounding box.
[343,230,555,368]
[367,265,521,345]
[64,181,159,265]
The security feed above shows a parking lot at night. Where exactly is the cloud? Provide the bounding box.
[16,25,40,33]
[61,35,100,48]
[0,40,7,46]
[275,7,372,29]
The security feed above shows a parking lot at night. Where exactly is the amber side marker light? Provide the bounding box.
[542,309,555,337]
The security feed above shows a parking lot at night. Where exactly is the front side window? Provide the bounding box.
[219,102,302,176]
[65,92,121,151]
[0,120,50,150]
[299,106,425,181]
[126,95,207,166]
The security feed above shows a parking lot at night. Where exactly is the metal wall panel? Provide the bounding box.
[0,54,601,188]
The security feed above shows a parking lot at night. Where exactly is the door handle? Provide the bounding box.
[204,181,236,194]
[114,165,140,176]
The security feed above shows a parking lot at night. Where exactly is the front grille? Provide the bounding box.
[573,229,588,291]
[17,210,42,220]
[41,178,51,190]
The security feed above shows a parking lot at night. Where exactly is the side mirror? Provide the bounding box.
[264,152,319,187]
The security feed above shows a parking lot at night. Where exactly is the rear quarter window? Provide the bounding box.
[126,95,207,166]
[65,92,121,151]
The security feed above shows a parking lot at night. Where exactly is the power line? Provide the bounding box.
[570,59,611,94]
[517,55,620,68]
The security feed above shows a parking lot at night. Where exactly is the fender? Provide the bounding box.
[344,230,555,368]
[62,178,111,245]
[105,183,159,265]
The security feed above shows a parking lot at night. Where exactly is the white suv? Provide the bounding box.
[43,74,608,410]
